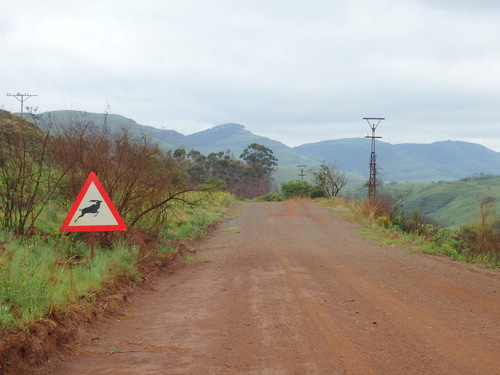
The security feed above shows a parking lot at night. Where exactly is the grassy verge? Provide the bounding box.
[319,196,500,269]
[0,191,233,330]
[165,192,233,241]
[0,236,138,329]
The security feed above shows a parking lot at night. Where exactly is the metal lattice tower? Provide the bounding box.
[363,118,384,199]
[297,165,307,181]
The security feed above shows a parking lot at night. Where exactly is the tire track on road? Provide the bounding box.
[265,203,376,375]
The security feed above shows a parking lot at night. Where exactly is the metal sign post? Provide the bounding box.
[90,232,96,260]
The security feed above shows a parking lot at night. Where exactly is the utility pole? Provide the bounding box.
[6,92,38,157]
[297,164,307,181]
[363,117,384,199]
[6,93,38,119]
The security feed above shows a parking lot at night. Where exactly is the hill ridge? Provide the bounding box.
[25,110,500,184]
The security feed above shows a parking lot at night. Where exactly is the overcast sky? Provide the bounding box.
[2,0,500,150]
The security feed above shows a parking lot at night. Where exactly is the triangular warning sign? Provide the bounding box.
[60,171,127,232]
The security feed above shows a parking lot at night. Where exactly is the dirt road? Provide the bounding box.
[48,202,499,374]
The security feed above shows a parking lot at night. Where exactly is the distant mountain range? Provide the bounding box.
[31,110,500,184]
[294,139,500,184]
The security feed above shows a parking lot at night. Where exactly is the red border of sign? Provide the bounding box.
[60,171,127,232]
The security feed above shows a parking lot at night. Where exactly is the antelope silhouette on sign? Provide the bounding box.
[74,200,102,222]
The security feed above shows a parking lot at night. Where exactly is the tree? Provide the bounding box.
[240,143,278,177]
[309,162,347,198]
[173,148,186,159]
[0,109,70,235]
[205,151,243,193]
[239,144,278,198]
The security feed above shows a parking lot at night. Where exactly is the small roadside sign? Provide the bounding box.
[60,171,127,232]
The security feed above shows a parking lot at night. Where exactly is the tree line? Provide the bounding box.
[0,110,277,237]
[181,142,278,199]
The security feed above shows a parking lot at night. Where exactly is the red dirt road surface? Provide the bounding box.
[48,202,499,374]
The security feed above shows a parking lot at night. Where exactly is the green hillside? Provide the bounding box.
[378,178,500,229]
[30,110,500,185]
[187,123,318,167]
[295,139,500,183]
[29,110,192,150]
[293,138,369,177]
[33,112,316,167]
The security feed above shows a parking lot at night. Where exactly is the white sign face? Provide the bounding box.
[66,182,119,227]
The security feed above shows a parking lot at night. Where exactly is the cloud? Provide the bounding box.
[2,0,500,151]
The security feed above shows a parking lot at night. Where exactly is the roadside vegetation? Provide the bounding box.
[263,163,500,268]
[0,191,232,330]
[321,194,500,269]
[0,109,268,332]
[1,105,499,373]
[259,162,347,202]
[344,176,500,230]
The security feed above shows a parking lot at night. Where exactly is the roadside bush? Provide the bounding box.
[359,196,394,223]
[391,209,440,240]
[281,180,326,200]
[260,192,283,202]
[458,224,500,256]
[310,185,327,198]
[359,194,442,241]
[0,111,66,235]
[456,196,500,264]
[281,180,312,199]
[199,177,227,192]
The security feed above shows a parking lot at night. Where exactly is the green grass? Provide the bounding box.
[181,254,194,262]
[165,191,232,241]
[0,235,140,328]
[0,191,233,330]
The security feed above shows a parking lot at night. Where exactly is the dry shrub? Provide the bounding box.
[359,196,393,224]
[49,120,200,241]
[459,197,500,256]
